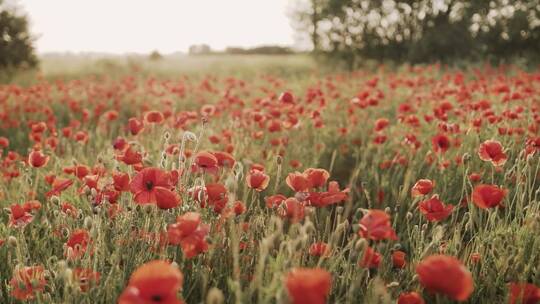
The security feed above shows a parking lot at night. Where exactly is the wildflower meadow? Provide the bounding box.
[0,61,539,304]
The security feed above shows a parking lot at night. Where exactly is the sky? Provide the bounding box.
[17,0,296,54]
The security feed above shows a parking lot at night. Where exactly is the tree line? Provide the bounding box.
[292,0,540,67]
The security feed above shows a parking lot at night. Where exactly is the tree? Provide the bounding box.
[291,0,540,66]
[149,50,163,61]
[0,0,38,71]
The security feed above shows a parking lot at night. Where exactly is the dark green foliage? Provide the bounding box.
[292,0,540,67]
[0,1,38,73]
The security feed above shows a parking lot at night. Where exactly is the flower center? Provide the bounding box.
[145,181,154,190]
[151,294,163,302]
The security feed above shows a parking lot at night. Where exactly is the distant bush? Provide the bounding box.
[0,0,38,77]
[224,45,294,55]
[148,50,163,61]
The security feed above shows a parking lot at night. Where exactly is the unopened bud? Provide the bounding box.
[206,287,224,304]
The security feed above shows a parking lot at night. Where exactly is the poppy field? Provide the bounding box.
[0,61,539,303]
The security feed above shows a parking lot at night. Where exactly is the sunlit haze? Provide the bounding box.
[18,0,295,54]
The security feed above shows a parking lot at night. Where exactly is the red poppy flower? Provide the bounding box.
[411,179,435,197]
[0,136,9,148]
[392,250,407,268]
[117,146,143,166]
[9,204,34,228]
[304,168,330,188]
[265,194,287,208]
[193,151,219,174]
[469,173,482,183]
[508,283,540,304]
[118,260,184,304]
[28,150,50,168]
[472,184,507,209]
[359,246,381,268]
[212,151,236,168]
[113,136,128,150]
[22,200,41,212]
[246,169,270,192]
[205,183,228,213]
[278,197,305,222]
[65,229,91,260]
[358,209,398,241]
[144,111,165,124]
[130,167,180,209]
[432,133,451,153]
[233,200,246,215]
[167,212,210,258]
[69,165,90,179]
[309,242,331,257]
[73,268,100,292]
[61,202,79,218]
[416,255,474,301]
[74,131,89,143]
[397,292,425,304]
[285,267,331,304]
[128,117,144,135]
[188,185,208,207]
[113,171,131,192]
[478,140,507,166]
[10,265,47,300]
[46,177,74,197]
[286,172,310,192]
[374,118,390,131]
[279,91,295,104]
[418,195,454,222]
[307,181,349,207]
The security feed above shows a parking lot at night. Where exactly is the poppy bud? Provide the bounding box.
[406,212,413,221]
[63,268,74,284]
[8,236,18,247]
[206,287,224,304]
[50,195,60,205]
[354,239,367,252]
[183,131,197,142]
[84,217,93,230]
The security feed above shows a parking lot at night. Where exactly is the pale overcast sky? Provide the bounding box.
[17,0,296,54]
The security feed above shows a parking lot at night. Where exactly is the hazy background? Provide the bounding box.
[19,0,296,54]
[2,0,540,83]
